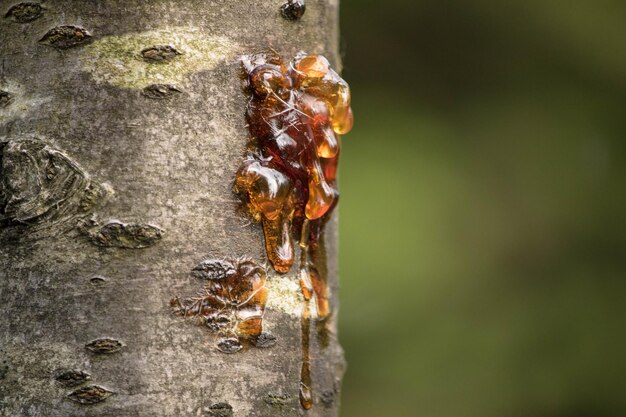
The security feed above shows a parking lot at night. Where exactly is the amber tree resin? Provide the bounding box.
[170,258,269,354]
[235,50,353,409]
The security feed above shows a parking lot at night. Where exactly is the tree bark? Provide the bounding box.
[0,1,345,416]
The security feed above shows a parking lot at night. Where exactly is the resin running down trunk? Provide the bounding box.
[235,51,353,409]
[0,1,346,416]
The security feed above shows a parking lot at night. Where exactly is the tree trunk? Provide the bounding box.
[0,1,345,416]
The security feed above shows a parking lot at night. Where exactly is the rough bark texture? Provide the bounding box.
[0,1,344,416]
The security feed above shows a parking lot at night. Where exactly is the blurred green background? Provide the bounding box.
[337,1,626,416]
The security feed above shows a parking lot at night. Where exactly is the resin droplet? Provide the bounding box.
[171,258,268,351]
[300,372,313,410]
[310,267,330,318]
[299,301,313,410]
[294,55,329,79]
[331,89,354,135]
[236,160,293,221]
[236,160,295,271]
[306,174,335,220]
[261,215,294,273]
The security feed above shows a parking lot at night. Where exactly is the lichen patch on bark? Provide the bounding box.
[265,275,328,318]
[265,275,305,317]
[80,28,240,89]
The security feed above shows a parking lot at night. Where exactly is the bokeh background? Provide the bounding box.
[337,1,626,416]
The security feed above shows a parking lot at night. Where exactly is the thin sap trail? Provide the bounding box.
[300,300,313,409]
[299,219,314,410]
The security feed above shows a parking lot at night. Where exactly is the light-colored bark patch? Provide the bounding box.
[80,28,240,89]
[265,275,305,317]
[0,80,52,124]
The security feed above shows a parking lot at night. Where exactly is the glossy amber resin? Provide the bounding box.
[236,51,353,409]
[171,258,268,353]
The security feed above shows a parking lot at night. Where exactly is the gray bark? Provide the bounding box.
[0,1,345,416]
